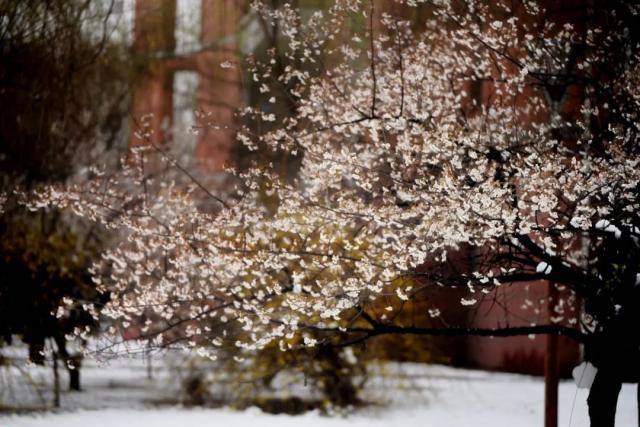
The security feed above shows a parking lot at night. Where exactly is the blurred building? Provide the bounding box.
[130,0,243,175]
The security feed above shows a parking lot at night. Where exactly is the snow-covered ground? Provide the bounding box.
[0,352,636,427]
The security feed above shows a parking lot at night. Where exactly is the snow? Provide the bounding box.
[536,261,553,274]
[0,358,637,427]
[572,362,597,389]
[535,261,552,275]
[595,219,622,239]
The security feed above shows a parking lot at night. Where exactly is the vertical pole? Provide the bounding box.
[545,282,559,427]
[52,350,60,408]
[146,344,153,380]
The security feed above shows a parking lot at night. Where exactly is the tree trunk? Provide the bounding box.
[315,345,361,407]
[54,334,81,391]
[587,369,622,427]
[52,351,60,408]
[68,364,81,391]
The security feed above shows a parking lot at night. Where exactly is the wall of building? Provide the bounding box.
[130,0,243,177]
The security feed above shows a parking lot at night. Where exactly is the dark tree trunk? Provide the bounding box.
[587,369,622,427]
[315,345,362,407]
[68,364,81,391]
[52,351,60,408]
[54,334,82,391]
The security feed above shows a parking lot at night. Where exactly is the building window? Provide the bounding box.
[173,71,200,156]
[175,0,202,54]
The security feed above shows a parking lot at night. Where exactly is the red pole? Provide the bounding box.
[545,282,559,427]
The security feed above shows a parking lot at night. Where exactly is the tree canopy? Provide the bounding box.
[15,0,640,423]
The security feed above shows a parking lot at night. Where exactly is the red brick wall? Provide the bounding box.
[130,0,243,174]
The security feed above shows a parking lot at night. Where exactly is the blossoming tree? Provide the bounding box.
[21,0,640,424]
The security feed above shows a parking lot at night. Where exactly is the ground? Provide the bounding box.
[0,348,636,427]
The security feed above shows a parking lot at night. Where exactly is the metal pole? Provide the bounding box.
[545,282,559,427]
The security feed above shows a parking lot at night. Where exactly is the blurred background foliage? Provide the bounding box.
[0,0,129,393]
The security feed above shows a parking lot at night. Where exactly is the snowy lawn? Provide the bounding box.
[1,360,636,427]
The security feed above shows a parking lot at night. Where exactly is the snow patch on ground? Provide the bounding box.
[1,359,637,427]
